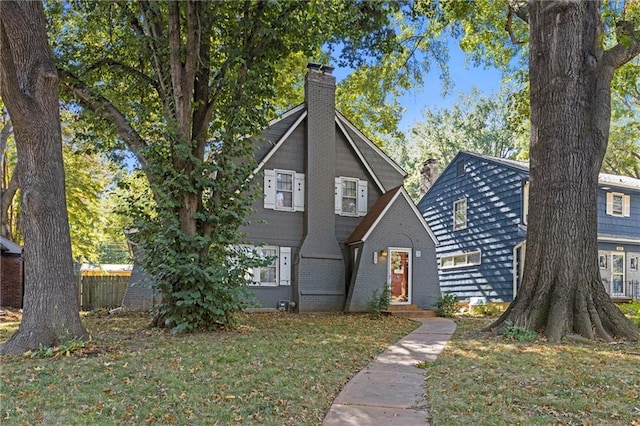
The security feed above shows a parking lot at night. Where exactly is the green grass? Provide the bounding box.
[424,318,640,425]
[0,312,417,425]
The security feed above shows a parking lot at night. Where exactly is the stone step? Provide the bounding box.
[383,305,438,318]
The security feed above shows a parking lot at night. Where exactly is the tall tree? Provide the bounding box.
[402,0,639,340]
[487,0,640,341]
[602,92,640,178]
[0,1,88,355]
[52,1,399,332]
[404,86,529,199]
[0,107,18,240]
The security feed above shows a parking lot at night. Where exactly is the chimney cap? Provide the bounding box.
[307,62,334,75]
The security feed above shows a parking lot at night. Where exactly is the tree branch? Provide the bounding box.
[84,59,161,92]
[59,69,148,169]
[507,0,530,23]
[0,118,13,157]
[604,14,640,69]
[505,6,527,45]
[137,1,174,120]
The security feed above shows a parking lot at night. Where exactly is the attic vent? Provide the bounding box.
[456,160,466,177]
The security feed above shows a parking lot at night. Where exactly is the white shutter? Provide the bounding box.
[357,180,368,216]
[294,173,305,212]
[623,195,631,217]
[606,192,613,215]
[279,247,291,286]
[335,177,342,214]
[264,169,276,210]
[522,181,529,225]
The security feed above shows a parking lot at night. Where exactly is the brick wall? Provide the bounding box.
[1,254,23,308]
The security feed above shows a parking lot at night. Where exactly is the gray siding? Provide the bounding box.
[345,195,439,311]
[253,106,305,163]
[340,119,405,191]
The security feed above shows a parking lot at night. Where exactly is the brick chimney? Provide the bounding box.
[419,158,439,198]
[297,63,345,312]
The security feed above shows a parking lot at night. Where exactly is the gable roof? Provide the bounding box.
[252,104,406,193]
[335,111,406,177]
[444,151,640,190]
[0,236,22,255]
[346,186,438,245]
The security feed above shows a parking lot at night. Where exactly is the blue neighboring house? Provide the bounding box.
[418,151,640,303]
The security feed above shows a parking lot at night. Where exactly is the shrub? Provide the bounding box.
[368,285,391,319]
[436,293,459,317]
[502,321,538,342]
[470,303,504,318]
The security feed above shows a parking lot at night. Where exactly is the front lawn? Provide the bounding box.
[1,312,416,425]
[424,317,640,425]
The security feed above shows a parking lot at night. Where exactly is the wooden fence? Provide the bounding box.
[78,275,129,310]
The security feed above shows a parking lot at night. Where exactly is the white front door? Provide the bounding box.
[388,248,411,305]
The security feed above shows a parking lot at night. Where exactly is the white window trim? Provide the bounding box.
[453,198,468,231]
[522,181,529,225]
[264,169,304,212]
[605,192,630,217]
[248,245,279,287]
[335,177,368,217]
[241,245,292,287]
[440,250,482,269]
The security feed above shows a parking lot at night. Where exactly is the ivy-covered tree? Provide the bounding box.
[51,1,400,332]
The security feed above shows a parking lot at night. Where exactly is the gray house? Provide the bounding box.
[240,63,440,312]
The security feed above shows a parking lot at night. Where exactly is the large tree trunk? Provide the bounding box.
[489,0,639,342]
[0,1,88,355]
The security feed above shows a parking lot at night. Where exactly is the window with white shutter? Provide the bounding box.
[335,176,368,217]
[264,169,304,212]
[244,245,291,287]
[606,192,630,217]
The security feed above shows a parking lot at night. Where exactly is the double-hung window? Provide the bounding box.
[263,169,304,212]
[276,171,294,209]
[335,177,368,216]
[606,192,630,217]
[453,198,467,231]
[245,245,292,286]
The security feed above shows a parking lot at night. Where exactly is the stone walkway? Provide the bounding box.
[323,317,457,425]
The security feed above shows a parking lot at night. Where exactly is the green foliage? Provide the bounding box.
[469,303,505,318]
[435,293,458,317]
[26,337,87,359]
[618,300,640,327]
[367,285,391,319]
[405,86,529,200]
[501,320,538,342]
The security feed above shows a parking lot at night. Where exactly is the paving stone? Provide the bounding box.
[322,318,456,425]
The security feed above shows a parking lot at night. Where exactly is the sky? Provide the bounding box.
[333,38,505,134]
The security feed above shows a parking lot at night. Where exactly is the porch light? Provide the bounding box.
[380,249,388,257]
